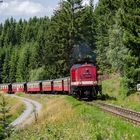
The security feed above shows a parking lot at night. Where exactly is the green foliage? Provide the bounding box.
[0,94,12,139]
[119,0,140,92]
[16,44,30,82]
[94,0,139,93]
[8,95,140,139]
[0,0,139,94]
[9,48,19,83]
[102,74,140,112]
[94,0,121,71]
[29,67,46,81]
[1,47,12,83]
[107,10,128,72]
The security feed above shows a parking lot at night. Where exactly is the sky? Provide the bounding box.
[0,0,98,23]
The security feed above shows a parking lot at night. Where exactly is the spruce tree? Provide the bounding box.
[119,0,140,93]
[16,44,30,82]
[1,48,11,83]
[9,49,19,83]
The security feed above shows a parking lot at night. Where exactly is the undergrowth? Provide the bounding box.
[102,74,140,111]
[7,94,140,140]
[0,93,25,123]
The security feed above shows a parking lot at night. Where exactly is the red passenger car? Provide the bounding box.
[42,80,53,93]
[52,78,70,93]
[70,63,99,99]
[63,77,70,93]
[0,83,12,93]
[53,79,63,92]
[12,82,27,93]
[27,81,42,93]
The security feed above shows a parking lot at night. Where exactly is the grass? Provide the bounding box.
[0,93,25,123]
[7,94,140,140]
[102,74,140,111]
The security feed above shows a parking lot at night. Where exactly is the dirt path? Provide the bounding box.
[8,95,42,129]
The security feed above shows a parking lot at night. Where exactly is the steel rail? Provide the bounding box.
[89,102,140,126]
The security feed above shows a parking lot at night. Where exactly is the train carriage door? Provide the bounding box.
[24,83,27,93]
[51,81,53,92]
[40,82,42,93]
[8,84,12,94]
[62,80,64,91]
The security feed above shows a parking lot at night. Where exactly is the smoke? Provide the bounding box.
[71,43,96,65]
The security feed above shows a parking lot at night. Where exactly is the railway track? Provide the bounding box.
[88,102,140,126]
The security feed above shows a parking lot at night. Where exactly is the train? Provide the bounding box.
[0,63,101,100]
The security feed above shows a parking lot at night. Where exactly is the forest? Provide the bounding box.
[0,0,139,94]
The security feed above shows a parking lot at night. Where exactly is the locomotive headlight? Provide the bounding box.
[93,81,97,84]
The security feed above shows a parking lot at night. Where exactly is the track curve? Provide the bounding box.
[87,102,140,126]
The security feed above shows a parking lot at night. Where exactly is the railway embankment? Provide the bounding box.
[102,74,140,112]
[7,94,140,140]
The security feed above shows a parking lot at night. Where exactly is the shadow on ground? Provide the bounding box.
[97,93,117,101]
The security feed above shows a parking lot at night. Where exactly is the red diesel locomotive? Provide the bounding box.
[70,63,99,99]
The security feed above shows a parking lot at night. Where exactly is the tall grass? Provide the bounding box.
[102,74,140,111]
[0,93,25,123]
[8,94,140,140]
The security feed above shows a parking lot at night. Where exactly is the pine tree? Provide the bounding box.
[94,0,121,71]
[9,49,19,83]
[0,49,5,83]
[16,44,30,82]
[107,9,128,72]
[119,0,140,93]
[2,48,11,83]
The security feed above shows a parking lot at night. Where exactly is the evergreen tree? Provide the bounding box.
[0,0,139,94]
[9,49,19,83]
[1,48,11,83]
[119,0,140,93]
[16,44,30,82]
[15,19,23,45]
[107,9,128,72]
[94,0,121,71]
